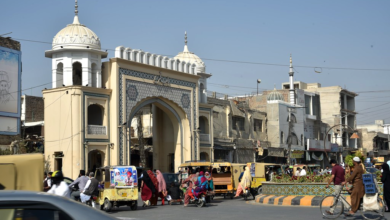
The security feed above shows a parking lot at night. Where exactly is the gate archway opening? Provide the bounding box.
[126,97,191,173]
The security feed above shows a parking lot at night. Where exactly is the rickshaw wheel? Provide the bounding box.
[257,187,262,195]
[104,198,112,212]
[130,201,137,210]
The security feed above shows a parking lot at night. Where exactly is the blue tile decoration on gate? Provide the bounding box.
[118,68,197,165]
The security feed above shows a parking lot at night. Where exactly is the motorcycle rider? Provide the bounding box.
[68,170,89,201]
[47,170,70,198]
[80,172,99,207]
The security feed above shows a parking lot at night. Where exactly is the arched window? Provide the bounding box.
[200,83,205,103]
[200,152,210,161]
[88,104,104,125]
[91,63,97,87]
[56,62,63,88]
[287,113,297,123]
[72,62,82,85]
[280,132,284,144]
[290,133,299,145]
[199,116,209,134]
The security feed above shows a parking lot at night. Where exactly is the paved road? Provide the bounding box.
[108,196,390,220]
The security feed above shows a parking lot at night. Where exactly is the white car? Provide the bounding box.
[0,190,117,220]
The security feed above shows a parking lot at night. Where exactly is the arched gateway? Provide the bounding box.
[118,67,199,172]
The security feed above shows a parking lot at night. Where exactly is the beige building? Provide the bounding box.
[358,120,390,160]
[43,3,211,178]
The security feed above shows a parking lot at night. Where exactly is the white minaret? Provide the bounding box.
[45,0,107,88]
[289,54,295,104]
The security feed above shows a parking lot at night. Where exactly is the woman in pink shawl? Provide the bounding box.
[156,170,167,205]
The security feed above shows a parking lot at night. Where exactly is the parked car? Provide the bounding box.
[0,191,117,220]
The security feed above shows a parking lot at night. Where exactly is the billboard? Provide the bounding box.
[0,46,21,135]
[110,166,138,188]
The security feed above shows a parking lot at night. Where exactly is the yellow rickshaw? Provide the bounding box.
[178,161,214,202]
[247,162,282,194]
[210,162,247,199]
[95,166,138,212]
[0,154,44,191]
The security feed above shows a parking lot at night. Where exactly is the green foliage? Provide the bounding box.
[344,151,366,167]
[0,149,12,155]
[273,173,332,183]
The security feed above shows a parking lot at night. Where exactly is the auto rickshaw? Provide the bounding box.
[247,162,282,195]
[0,154,44,191]
[210,162,242,199]
[95,166,138,212]
[178,161,214,202]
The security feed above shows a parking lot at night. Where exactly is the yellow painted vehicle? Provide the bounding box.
[0,154,44,191]
[211,162,243,199]
[231,163,246,191]
[247,162,282,194]
[95,166,138,212]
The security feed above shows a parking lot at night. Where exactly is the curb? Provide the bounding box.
[255,194,352,206]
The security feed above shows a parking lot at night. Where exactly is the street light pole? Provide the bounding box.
[257,79,261,96]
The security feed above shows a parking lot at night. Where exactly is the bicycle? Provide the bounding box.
[320,186,385,220]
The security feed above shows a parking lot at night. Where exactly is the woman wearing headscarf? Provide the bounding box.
[382,163,390,212]
[140,170,153,207]
[183,169,197,207]
[234,167,252,197]
[194,171,208,197]
[156,170,167,206]
[147,170,158,206]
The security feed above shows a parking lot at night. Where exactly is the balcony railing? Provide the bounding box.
[200,133,210,143]
[88,125,107,135]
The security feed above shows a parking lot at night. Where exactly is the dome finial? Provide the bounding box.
[73,0,80,24]
[75,0,78,16]
[183,31,189,52]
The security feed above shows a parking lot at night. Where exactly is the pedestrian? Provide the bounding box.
[156,170,167,206]
[80,172,99,207]
[183,170,197,207]
[238,165,246,182]
[295,168,301,176]
[381,162,390,212]
[325,159,350,215]
[147,170,158,206]
[234,167,252,198]
[47,171,70,198]
[342,157,365,216]
[43,172,51,192]
[285,167,292,177]
[69,170,89,201]
[300,166,307,176]
[140,170,153,207]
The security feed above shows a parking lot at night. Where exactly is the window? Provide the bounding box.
[254,119,262,132]
[88,104,103,125]
[280,132,284,144]
[290,133,299,145]
[287,113,297,123]
[0,208,73,220]
[328,134,331,142]
[301,135,304,146]
[305,95,311,115]
[232,116,245,131]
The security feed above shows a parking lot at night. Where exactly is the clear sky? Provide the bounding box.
[2,0,389,125]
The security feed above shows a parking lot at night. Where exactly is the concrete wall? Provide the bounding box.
[23,95,44,123]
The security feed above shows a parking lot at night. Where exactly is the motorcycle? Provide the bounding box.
[188,191,207,208]
[69,185,97,207]
[241,187,256,201]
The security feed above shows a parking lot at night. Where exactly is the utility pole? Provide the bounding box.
[287,108,294,165]
[137,112,146,167]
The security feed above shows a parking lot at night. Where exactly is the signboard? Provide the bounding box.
[0,46,21,135]
[291,151,304,158]
[110,167,137,187]
[374,157,384,163]
[331,144,339,152]
[250,163,255,177]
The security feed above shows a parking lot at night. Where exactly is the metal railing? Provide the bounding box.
[87,125,107,135]
[200,133,210,143]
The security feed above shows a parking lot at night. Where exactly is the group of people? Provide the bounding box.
[44,170,100,207]
[234,166,255,199]
[181,170,213,206]
[139,170,168,207]
[325,157,382,216]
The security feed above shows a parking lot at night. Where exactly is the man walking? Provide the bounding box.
[69,170,89,201]
[326,159,350,215]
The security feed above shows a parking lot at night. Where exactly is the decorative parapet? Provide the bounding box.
[115,46,198,75]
